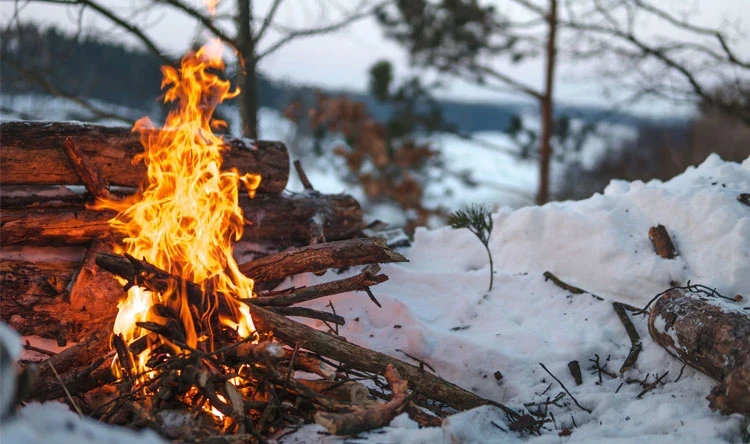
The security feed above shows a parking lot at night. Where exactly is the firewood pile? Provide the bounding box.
[0,120,521,441]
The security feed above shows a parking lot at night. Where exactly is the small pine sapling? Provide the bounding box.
[448,204,495,291]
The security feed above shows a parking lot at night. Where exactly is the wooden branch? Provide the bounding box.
[293,159,314,190]
[239,238,407,282]
[613,302,642,374]
[648,287,750,415]
[567,360,582,386]
[0,192,361,247]
[90,252,509,414]
[268,307,345,325]
[253,265,386,307]
[62,137,110,200]
[296,379,370,405]
[247,303,511,413]
[542,271,604,300]
[0,121,289,194]
[314,364,408,435]
[648,224,677,259]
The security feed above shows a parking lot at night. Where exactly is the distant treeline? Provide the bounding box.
[1,22,682,133]
[0,22,288,114]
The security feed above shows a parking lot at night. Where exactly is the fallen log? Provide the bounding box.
[0,192,362,247]
[648,286,750,415]
[239,238,407,282]
[0,121,289,194]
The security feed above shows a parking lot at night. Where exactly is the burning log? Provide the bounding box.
[0,243,124,342]
[648,286,750,415]
[0,121,289,194]
[0,192,363,247]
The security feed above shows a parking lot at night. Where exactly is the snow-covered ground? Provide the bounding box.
[2,155,749,443]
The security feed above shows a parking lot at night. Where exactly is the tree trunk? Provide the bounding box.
[648,287,750,415]
[0,121,287,193]
[236,0,259,139]
[536,0,557,205]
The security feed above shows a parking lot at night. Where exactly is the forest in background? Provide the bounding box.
[2,21,747,207]
[0,22,680,134]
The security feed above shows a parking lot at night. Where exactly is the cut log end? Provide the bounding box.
[648,287,750,415]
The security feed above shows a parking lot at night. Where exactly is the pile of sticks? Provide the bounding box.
[1,121,519,440]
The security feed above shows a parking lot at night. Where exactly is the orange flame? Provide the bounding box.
[95,38,260,376]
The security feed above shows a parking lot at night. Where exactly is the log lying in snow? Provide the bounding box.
[648,287,750,415]
[0,121,289,194]
[0,192,363,247]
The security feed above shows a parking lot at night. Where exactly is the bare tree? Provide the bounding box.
[4,0,385,138]
[556,0,750,124]
[377,0,749,203]
[376,0,560,204]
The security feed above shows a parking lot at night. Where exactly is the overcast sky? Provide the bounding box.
[2,0,749,117]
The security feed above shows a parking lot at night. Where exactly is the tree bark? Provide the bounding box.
[0,252,124,342]
[239,238,407,282]
[536,0,557,205]
[0,192,362,247]
[0,121,288,193]
[648,287,750,415]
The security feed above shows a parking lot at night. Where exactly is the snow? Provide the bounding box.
[2,103,749,441]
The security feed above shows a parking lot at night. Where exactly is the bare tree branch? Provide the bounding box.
[256,0,388,61]
[155,0,239,51]
[31,0,176,67]
[254,0,285,43]
[632,0,750,69]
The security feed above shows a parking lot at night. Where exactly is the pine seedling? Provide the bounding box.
[448,204,495,291]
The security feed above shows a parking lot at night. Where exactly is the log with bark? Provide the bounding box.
[0,248,124,342]
[648,286,750,415]
[0,121,289,194]
[0,192,363,247]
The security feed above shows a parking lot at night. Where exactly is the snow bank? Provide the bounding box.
[2,155,748,443]
[284,154,749,442]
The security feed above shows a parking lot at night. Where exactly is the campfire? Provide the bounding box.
[93,38,260,382]
[0,3,524,439]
